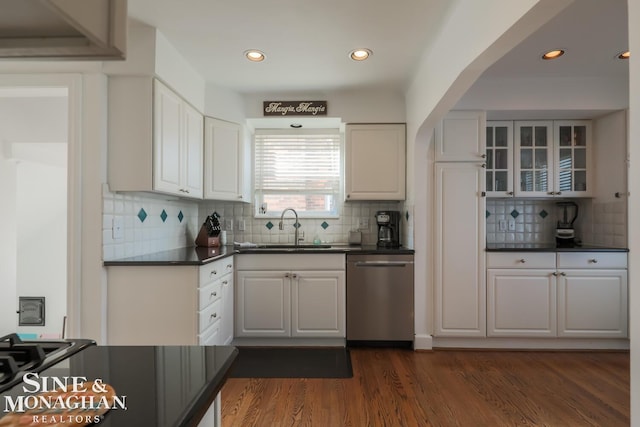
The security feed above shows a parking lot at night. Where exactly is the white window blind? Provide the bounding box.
[254,129,341,216]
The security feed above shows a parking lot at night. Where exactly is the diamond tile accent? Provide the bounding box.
[510,209,519,219]
[160,209,168,222]
[539,209,548,219]
[405,211,410,221]
[321,221,329,229]
[178,211,184,222]
[486,210,491,218]
[293,222,301,229]
[137,208,147,223]
[265,221,274,230]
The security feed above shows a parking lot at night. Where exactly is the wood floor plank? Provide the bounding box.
[221,348,629,426]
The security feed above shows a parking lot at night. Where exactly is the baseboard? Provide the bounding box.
[231,337,346,347]
[413,334,433,350]
[432,337,630,350]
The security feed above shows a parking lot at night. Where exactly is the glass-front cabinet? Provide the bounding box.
[485,121,513,197]
[514,121,554,197]
[488,119,592,198]
[554,120,591,197]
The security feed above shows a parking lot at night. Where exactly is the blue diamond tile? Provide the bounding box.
[178,211,184,222]
[265,221,274,230]
[539,209,548,219]
[321,221,329,230]
[293,222,301,229]
[510,209,519,219]
[137,208,147,223]
[160,209,168,222]
[486,210,491,218]
[405,211,410,221]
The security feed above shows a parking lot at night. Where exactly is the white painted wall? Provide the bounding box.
[0,151,17,336]
[626,0,639,424]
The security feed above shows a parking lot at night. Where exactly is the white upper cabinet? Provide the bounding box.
[435,111,486,162]
[344,123,406,201]
[108,77,203,199]
[485,121,514,197]
[204,117,247,202]
[516,120,592,198]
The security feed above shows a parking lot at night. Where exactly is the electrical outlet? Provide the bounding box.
[112,216,124,240]
[358,217,369,230]
[508,219,516,231]
[498,220,507,231]
[224,219,233,231]
[237,219,246,231]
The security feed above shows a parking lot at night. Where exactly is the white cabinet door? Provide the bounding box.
[514,121,554,197]
[204,117,246,201]
[183,102,204,198]
[558,269,628,338]
[485,121,514,197]
[553,120,592,197]
[235,271,290,337]
[435,111,486,162]
[291,271,345,337]
[434,162,486,337]
[154,80,183,195]
[487,269,557,337]
[344,123,406,200]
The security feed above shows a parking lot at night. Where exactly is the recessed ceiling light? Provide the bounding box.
[350,48,372,61]
[618,50,630,59]
[244,50,265,62]
[541,49,565,60]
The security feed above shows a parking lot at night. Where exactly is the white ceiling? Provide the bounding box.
[127,0,629,95]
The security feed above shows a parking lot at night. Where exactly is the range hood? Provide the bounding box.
[0,0,126,60]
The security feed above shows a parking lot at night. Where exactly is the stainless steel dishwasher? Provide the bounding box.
[346,253,414,344]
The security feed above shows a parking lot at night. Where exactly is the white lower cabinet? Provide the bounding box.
[557,252,628,338]
[235,254,346,340]
[487,269,556,337]
[486,252,628,339]
[107,256,234,345]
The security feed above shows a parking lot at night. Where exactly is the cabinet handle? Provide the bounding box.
[222,280,228,286]
[518,259,526,263]
[588,259,598,264]
[552,272,558,276]
[211,291,217,298]
[560,272,566,276]
[556,192,562,196]
[481,191,486,197]
[210,270,217,277]
[346,194,351,199]
[238,195,243,199]
[227,264,233,269]
[284,273,290,278]
[292,273,298,279]
[481,154,487,159]
[210,313,217,321]
[507,191,514,196]
[481,163,486,168]
[547,191,555,195]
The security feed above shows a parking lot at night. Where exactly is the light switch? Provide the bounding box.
[508,219,516,231]
[499,220,507,231]
[358,217,369,230]
[224,219,233,231]
[237,219,246,231]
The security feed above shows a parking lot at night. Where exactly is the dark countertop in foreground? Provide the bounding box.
[486,243,629,252]
[104,244,415,266]
[0,345,238,427]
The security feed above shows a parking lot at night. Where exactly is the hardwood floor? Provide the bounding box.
[221,348,629,426]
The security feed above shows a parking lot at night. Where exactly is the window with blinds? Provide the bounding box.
[254,129,342,217]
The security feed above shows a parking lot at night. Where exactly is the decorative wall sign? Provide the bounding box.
[263,101,327,116]
[18,297,45,326]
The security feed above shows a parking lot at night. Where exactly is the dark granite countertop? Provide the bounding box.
[0,345,238,427]
[486,243,629,252]
[104,244,414,266]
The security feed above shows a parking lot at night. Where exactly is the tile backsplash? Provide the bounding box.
[487,198,627,247]
[102,184,411,260]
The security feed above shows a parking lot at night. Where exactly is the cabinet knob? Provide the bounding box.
[518,259,526,263]
[346,194,351,199]
[547,191,555,195]
[552,272,558,276]
[292,273,298,279]
[560,272,566,276]
[481,154,487,159]
[238,195,243,199]
[210,270,217,277]
[507,191,514,196]
[222,280,228,285]
[284,273,290,278]
[211,291,217,298]
[588,259,598,264]
[227,264,233,269]
[210,313,217,320]
[556,191,562,196]
[481,163,486,168]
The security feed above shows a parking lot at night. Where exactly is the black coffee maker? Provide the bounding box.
[376,210,401,248]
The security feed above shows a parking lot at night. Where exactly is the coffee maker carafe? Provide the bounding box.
[376,210,401,248]
[555,201,579,247]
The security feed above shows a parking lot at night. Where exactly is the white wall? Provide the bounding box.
[0,152,17,335]
[626,0,639,424]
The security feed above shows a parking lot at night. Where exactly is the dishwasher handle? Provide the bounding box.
[352,261,412,267]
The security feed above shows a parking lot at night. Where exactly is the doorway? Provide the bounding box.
[0,85,70,338]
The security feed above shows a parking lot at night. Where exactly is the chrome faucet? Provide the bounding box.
[279,208,302,246]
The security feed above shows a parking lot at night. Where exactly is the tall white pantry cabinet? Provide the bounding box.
[434,111,487,337]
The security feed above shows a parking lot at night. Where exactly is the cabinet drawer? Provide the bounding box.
[199,256,234,285]
[198,322,221,345]
[199,298,222,333]
[487,252,555,269]
[199,280,223,310]
[557,252,627,269]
